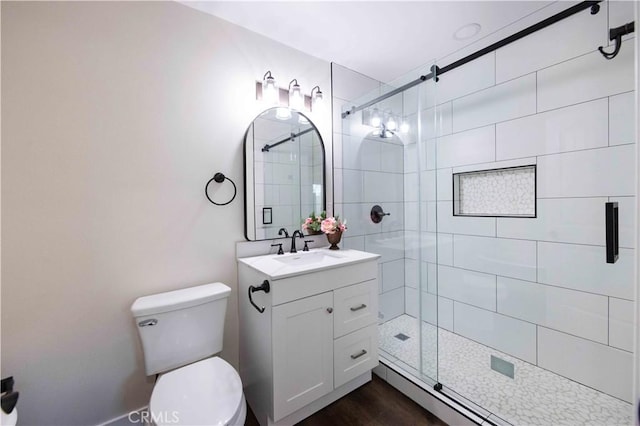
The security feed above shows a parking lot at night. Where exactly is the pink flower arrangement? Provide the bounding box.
[320,216,347,235]
[302,211,347,235]
[301,211,325,233]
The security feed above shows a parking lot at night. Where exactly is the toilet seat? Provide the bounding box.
[150,357,245,426]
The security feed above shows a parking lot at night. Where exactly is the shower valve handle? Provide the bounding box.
[370,205,390,224]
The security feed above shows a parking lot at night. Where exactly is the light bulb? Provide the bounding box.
[387,115,397,131]
[311,86,324,112]
[275,107,291,120]
[400,121,410,133]
[289,79,303,110]
[370,108,381,128]
[262,71,278,105]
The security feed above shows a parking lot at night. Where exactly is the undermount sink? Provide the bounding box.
[273,251,341,266]
[238,248,380,279]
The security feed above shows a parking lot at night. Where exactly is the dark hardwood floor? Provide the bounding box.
[244,375,448,426]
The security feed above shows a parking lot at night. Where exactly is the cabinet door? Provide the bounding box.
[272,291,334,421]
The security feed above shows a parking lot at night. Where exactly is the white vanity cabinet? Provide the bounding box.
[238,249,380,426]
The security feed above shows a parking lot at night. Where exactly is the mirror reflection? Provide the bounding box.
[244,107,325,241]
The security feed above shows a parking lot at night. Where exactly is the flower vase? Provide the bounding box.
[327,230,343,250]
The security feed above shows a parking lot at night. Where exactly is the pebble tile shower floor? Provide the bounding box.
[379,315,631,426]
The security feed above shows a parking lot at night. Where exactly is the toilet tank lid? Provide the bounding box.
[131,282,231,317]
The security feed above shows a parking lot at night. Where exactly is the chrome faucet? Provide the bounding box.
[290,230,304,253]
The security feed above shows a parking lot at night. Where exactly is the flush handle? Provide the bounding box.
[138,319,158,327]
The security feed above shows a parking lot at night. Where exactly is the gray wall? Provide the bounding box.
[1,2,331,424]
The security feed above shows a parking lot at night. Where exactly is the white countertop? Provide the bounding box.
[238,248,380,279]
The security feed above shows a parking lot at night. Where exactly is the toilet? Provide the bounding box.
[131,282,246,426]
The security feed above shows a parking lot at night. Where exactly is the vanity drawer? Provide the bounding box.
[334,324,378,388]
[333,280,378,337]
[272,261,377,306]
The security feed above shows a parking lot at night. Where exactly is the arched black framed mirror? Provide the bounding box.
[243,107,326,241]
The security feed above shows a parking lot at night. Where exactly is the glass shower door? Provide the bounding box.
[428,61,636,425]
[338,65,439,385]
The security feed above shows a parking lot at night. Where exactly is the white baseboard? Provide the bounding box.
[96,406,148,426]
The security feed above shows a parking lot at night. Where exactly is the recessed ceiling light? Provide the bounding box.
[454,23,481,41]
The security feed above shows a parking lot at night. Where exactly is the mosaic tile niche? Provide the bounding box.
[453,165,536,217]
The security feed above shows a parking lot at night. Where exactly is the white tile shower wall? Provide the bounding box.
[382,259,405,293]
[423,2,635,401]
[380,287,405,322]
[537,144,635,198]
[451,73,537,133]
[453,235,537,281]
[453,302,537,364]
[437,201,495,237]
[333,64,418,322]
[496,98,608,160]
[609,91,636,146]
[495,9,607,84]
[496,276,609,344]
[405,287,418,317]
[537,46,635,112]
[497,197,608,246]
[537,241,634,300]
[538,327,633,402]
[437,265,497,311]
[421,102,453,139]
[609,297,634,352]
[437,297,454,331]
[436,125,495,168]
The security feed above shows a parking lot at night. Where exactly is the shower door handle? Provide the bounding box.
[605,202,619,264]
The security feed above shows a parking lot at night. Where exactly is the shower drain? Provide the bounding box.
[394,333,410,341]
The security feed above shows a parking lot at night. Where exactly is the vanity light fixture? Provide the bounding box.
[370,108,381,128]
[262,71,278,105]
[310,86,324,112]
[257,71,323,115]
[289,79,304,111]
[275,107,292,120]
[386,114,397,132]
[363,108,409,138]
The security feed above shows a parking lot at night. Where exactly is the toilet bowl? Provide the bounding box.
[150,357,245,426]
[131,283,245,426]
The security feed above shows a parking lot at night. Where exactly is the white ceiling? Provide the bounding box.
[182,1,564,83]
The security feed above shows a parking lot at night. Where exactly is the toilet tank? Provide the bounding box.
[131,282,231,376]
